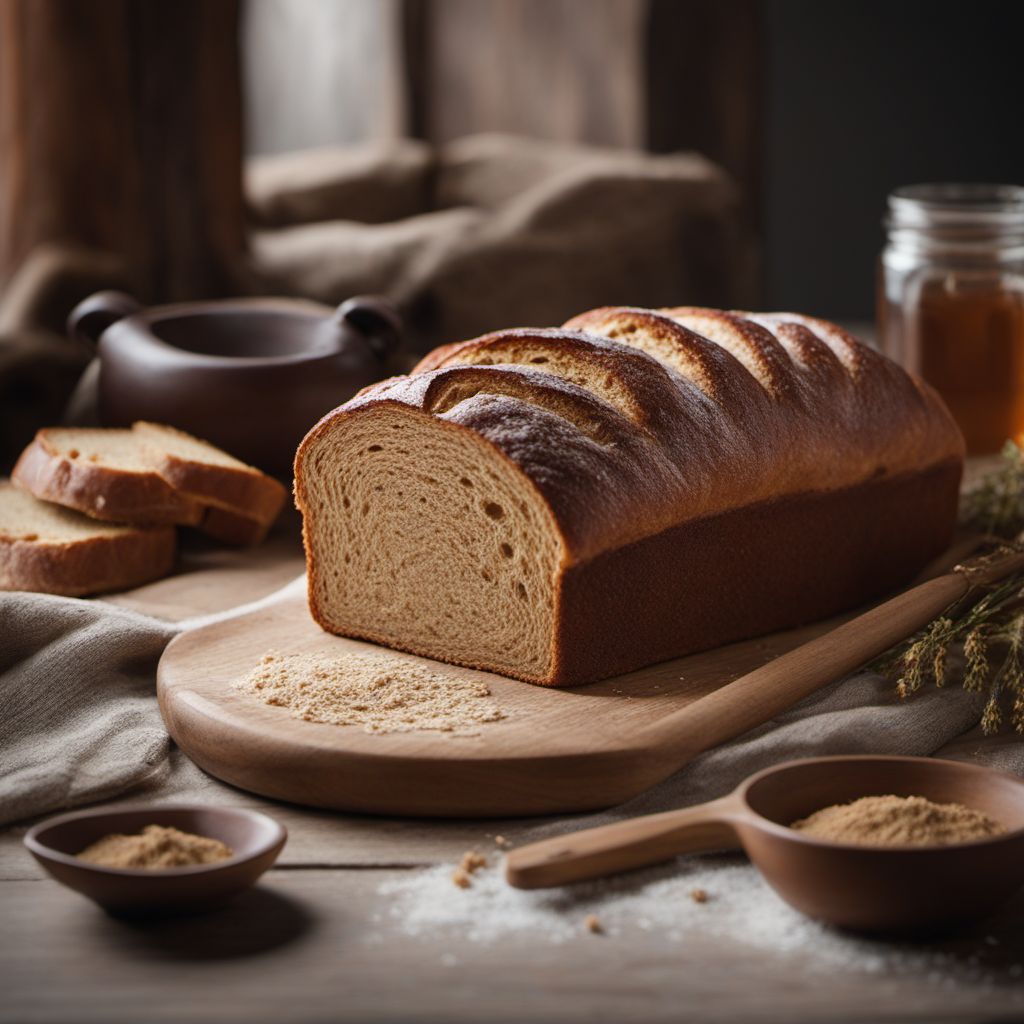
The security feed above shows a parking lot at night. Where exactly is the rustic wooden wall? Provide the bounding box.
[0,0,246,299]
[644,0,761,225]
[404,0,647,149]
[243,0,407,155]
[0,0,762,299]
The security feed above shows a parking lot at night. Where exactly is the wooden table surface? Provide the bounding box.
[3,513,1024,1024]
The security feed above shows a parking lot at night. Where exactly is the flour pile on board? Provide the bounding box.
[235,650,507,734]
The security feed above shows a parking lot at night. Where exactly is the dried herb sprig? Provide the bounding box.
[873,574,1024,733]
[875,441,1024,735]
[961,440,1024,539]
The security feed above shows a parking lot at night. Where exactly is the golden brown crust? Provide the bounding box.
[0,524,176,597]
[412,338,466,373]
[413,327,679,430]
[547,459,962,685]
[153,456,286,522]
[11,434,202,527]
[331,309,963,564]
[296,306,967,685]
[566,306,784,405]
[132,422,287,544]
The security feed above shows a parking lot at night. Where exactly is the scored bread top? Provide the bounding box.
[307,307,965,564]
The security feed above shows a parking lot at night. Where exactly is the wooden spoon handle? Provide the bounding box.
[651,549,1024,762]
[505,795,743,889]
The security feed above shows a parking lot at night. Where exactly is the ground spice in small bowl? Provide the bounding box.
[790,794,1007,847]
[77,824,234,869]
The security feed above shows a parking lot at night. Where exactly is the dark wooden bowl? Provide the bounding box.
[733,755,1024,932]
[67,291,402,477]
[24,805,287,916]
[507,756,1024,933]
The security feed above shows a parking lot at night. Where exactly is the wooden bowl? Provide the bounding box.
[507,756,1024,932]
[733,756,1024,932]
[68,291,402,477]
[24,805,287,916]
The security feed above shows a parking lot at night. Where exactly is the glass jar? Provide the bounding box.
[878,183,1024,453]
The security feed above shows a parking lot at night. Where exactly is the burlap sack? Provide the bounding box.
[250,133,751,350]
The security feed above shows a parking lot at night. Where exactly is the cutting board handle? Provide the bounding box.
[646,549,1024,761]
[505,794,744,889]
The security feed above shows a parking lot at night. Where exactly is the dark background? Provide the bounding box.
[764,0,1024,319]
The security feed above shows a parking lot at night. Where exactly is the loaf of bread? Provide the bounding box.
[0,480,175,596]
[295,307,964,686]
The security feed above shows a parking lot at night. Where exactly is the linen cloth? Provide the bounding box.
[2,577,1019,831]
[248,132,752,353]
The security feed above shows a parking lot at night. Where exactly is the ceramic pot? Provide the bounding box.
[68,291,402,477]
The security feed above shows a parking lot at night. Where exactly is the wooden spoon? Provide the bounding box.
[505,755,1024,932]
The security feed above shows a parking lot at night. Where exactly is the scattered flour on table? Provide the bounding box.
[370,854,1023,986]
[235,650,506,734]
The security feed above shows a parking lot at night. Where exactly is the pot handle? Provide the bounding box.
[334,295,402,361]
[504,794,745,890]
[68,291,142,351]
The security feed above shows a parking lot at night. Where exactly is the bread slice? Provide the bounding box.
[12,425,287,545]
[13,428,203,526]
[133,423,288,545]
[0,480,175,596]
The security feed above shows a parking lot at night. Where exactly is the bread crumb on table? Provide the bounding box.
[452,849,488,888]
[235,649,507,735]
[459,850,487,873]
[584,914,604,934]
[690,888,709,904]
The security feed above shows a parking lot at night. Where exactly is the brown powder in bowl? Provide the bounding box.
[77,824,233,869]
[235,650,507,735]
[791,794,1007,847]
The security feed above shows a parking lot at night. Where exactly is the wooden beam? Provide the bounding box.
[645,0,763,222]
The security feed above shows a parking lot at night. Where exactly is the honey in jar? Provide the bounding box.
[878,184,1024,453]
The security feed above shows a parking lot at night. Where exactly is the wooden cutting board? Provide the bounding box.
[157,584,871,817]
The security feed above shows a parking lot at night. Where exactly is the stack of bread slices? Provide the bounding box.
[1,423,287,597]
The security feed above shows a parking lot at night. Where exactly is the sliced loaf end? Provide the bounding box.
[295,402,564,684]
